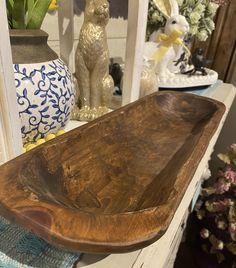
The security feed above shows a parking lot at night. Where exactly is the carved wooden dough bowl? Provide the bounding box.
[0,92,225,253]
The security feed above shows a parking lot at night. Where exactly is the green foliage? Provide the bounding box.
[6,0,52,29]
[147,0,219,41]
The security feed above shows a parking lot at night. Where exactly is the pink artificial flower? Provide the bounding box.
[223,198,234,206]
[224,167,236,183]
[205,199,232,212]
[215,178,231,194]
[228,223,236,240]
[229,223,236,233]
[230,143,236,152]
[200,228,210,239]
[216,199,232,210]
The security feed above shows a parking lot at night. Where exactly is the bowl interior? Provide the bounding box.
[17,93,218,214]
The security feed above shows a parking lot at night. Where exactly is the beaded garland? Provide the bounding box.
[23,129,66,152]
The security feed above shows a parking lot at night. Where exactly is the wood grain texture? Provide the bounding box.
[211,1,236,81]
[192,2,236,82]
[0,92,225,253]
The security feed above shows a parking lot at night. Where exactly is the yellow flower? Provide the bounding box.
[48,0,58,12]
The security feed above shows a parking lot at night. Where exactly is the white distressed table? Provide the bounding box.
[65,83,236,268]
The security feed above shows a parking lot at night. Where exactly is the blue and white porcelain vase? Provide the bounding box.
[10,30,75,143]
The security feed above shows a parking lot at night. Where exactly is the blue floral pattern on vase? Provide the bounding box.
[14,59,75,143]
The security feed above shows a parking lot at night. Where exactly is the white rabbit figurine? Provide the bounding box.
[144,0,190,78]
